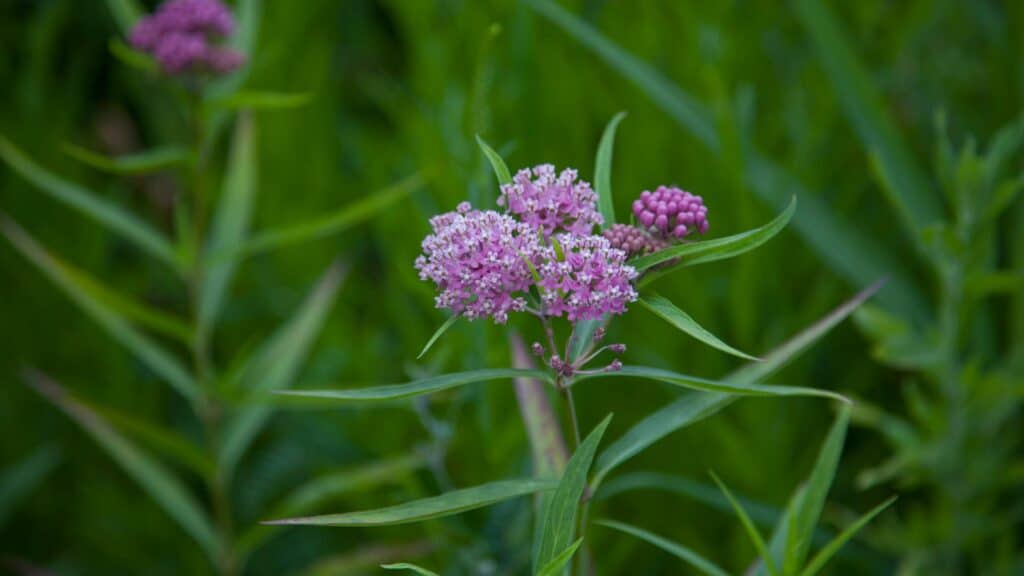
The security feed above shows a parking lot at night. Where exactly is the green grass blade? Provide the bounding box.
[23,371,219,560]
[241,174,423,256]
[592,280,881,488]
[417,315,458,359]
[709,471,778,576]
[63,143,191,175]
[198,114,257,346]
[0,136,180,270]
[1,216,199,402]
[632,195,795,276]
[640,295,758,361]
[279,368,553,404]
[537,538,584,576]
[574,365,848,403]
[535,415,613,570]
[476,135,513,185]
[263,478,556,526]
[0,447,60,527]
[381,563,439,576]
[597,520,730,576]
[795,0,940,233]
[595,112,627,227]
[218,261,345,479]
[800,496,896,576]
[206,91,313,111]
[103,0,142,34]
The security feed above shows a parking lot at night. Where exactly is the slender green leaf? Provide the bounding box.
[1,217,199,402]
[103,0,142,34]
[574,365,848,403]
[207,91,313,111]
[279,368,552,404]
[63,143,191,175]
[633,195,795,277]
[417,315,458,359]
[0,136,180,270]
[0,447,60,526]
[23,372,218,560]
[535,415,613,570]
[381,563,439,576]
[710,471,778,576]
[476,135,513,185]
[800,496,896,576]
[218,261,346,479]
[595,112,627,227]
[264,478,556,526]
[241,174,423,256]
[592,280,882,488]
[198,114,257,346]
[537,538,584,576]
[641,295,758,360]
[598,520,730,576]
[108,38,157,73]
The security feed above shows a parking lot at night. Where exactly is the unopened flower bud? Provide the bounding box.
[531,342,545,356]
[592,327,606,343]
[608,359,623,372]
[609,343,626,355]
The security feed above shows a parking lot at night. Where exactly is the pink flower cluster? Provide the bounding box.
[632,186,709,239]
[130,0,244,75]
[602,223,666,257]
[536,234,638,321]
[498,165,603,237]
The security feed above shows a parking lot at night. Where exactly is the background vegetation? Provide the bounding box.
[1,0,1021,574]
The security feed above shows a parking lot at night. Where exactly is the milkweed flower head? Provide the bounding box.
[602,223,667,257]
[498,164,603,238]
[130,0,245,75]
[632,185,708,239]
[536,233,638,322]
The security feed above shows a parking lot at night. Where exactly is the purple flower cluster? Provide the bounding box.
[130,0,244,75]
[602,223,667,257]
[498,165,603,237]
[537,234,638,321]
[632,186,709,239]
[414,203,543,324]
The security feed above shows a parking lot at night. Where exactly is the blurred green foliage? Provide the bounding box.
[0,0,1021,574]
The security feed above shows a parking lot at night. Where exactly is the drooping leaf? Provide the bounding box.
[476,134,513,185]
[417,315,458,359]
[598,520,730,576]
[198,114,257,346]
[1,217,199,403]
[263,478,556,526]
[22,372,219,560]
[800,496,896,576]
[240,174,423,256]
[0,137,180,270]
[573,365,847,403]
[381,563,439,576]
[594,112,627,227]
[591,280,882,489]
[710,471,778,576]
[537,538,584,576]
[641,295,758,360]
[0,447,60,526]
[63,143,191,175]
[279,368,552,404]
[218,261,346,479]
[535,415,613,570]
[206,91,313,111]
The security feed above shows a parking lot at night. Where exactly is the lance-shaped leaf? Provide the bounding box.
[1,216,199,403]
[240,174,424,256]
[535,415,613,570]
[476,135,513,185]
[381,563,439,576]
[279,368,552,405]
[574,365,847,403]
[22,371,219,560]
[0,136,180,270]
[537,538,584,576]
[591,280,882,489]
[0,446,60,527]
[598,520,729,576]
[218,261,345,478]
[641,295,758,360]
[800,496,897,576]
[710,471,778,576]
[63,143,191,175]
[198,114,257,346]
[594,112,627,227]
[417,315,458,359]
[263,478,556,527]
[632,195,796,277]
[206,91,313,111]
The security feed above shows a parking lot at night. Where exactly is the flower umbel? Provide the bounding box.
[632,185,709,239]
[498,164,603,237]
[537,233,638,322]
[130,0,245,75]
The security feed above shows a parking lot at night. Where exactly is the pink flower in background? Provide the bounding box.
[498,164,603,238]
[632,185,709,239]
[130,0,244,75]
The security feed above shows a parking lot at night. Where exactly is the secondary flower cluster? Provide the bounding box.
[130,0,244,75]
[417,165,637,324]
[633,186,709,238]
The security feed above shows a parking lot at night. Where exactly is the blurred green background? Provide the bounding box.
[1,0,1021,574]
